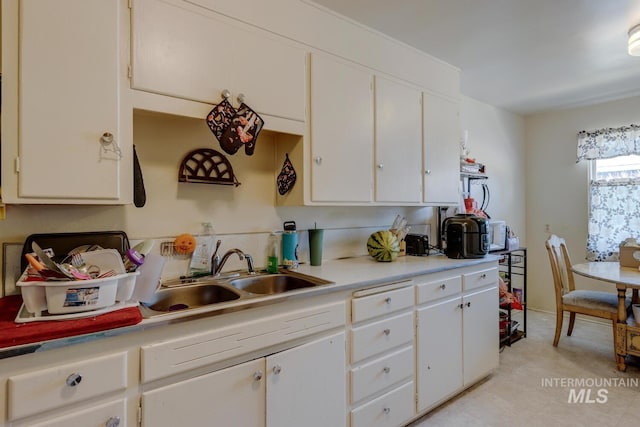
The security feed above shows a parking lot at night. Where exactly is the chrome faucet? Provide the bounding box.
[212,248,255,275]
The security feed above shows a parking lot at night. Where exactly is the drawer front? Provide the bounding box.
[352,285,414,323]
[415,275,461,304]
[351,381,415,427]
[141,300,346,382]
[463,267,498,291]
[351,345,414,403]
[25,399,126,427]
[8,352,128,420]
[351,312,414,363]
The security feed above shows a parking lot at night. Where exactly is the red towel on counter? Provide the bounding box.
[0,295,142,349]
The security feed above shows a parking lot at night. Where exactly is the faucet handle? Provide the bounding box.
[244,254,255,274]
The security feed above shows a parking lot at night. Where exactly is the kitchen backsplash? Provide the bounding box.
[3,224,430,296]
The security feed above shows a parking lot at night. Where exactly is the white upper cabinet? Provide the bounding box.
[1,0,132,204]
[131,0,306,122]
[374,76,423,203]
[423,92,461,205]
[309,53,374,203]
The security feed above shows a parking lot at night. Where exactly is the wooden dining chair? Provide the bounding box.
[545,234,629,347]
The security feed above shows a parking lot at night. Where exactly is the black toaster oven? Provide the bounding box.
[405,234,430,256]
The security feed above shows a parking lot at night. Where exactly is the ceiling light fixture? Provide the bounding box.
[629,24,640,56]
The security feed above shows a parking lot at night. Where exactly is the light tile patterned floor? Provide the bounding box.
[408,310,640,427]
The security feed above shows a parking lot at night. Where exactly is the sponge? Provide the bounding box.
[174,233,197,255]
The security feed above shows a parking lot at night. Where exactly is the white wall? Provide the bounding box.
[460,96,526,238]
[525,95,640,313]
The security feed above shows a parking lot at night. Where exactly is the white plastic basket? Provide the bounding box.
[17,249,139,315]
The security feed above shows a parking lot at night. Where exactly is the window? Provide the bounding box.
[587,155,640,261]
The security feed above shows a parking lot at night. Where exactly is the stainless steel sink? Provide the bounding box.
[139,271,333,318]
[140,283,241,313]
[229,273,332,295]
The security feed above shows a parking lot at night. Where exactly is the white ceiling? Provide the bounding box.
[312,0,640,115]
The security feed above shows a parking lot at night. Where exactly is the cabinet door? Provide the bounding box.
[267,332,346,427]
[141,358,265,427]
[132,0,305,121]
[416,297,463,412]
[463,286,499,385]
[423,92,460,205]
[17,0,123,200]
[310,53,373,203]
[374,76,422,203]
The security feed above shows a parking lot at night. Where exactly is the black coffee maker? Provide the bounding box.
[443,214,490,259]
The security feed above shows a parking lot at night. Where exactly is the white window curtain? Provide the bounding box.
[577,124,640,261]
[577,124,640,162]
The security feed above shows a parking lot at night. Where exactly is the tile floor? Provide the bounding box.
[408,310,640,427]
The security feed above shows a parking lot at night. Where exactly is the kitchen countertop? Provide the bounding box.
[0,254,500,359]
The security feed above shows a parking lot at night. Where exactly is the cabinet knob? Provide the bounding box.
[383,407,391,415]
[383,328,391,336]
[377,163,384,169]
[466,301,471,308]
[480,273,487,279]
[237,93,246,104]
[253,371,263,381]
[383,366,391,374]
[65,373,82,387]
[440,284,446,290]
[384,297,392,304]
[221,89,231,99]
[459,303,464,309]
[315,156,322,165]
[425,169,432,175]
[273,365,282,375]
[99,132,114,145]
[105,416,121,427]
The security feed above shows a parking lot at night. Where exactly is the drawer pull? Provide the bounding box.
[253,371,263,382]
[383,328,391,336]
[105,416,121,427]
[384,297,392,304]
[440,284,446,290]
[65,373,82,387]
[383,366,391,374]
[273,365,282,375]
[383,407,391,415]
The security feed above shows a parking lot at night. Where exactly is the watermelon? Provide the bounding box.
[367,230,400,262]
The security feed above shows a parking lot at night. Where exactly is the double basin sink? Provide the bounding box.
[139,270,333,318]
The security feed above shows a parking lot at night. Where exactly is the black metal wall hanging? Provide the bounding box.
[178,148,240,186]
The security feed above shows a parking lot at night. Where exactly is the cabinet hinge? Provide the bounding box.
[137,403,142,426]
[14,157,20,173]
[128,64,133,79]
[128,0,133,9]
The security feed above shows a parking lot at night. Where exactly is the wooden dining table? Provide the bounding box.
[572,262,640,371]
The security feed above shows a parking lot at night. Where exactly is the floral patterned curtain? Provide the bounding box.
[577,124,640,162]
[587,180,640,261]
[578,124,640,261]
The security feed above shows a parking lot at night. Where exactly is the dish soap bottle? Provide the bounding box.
[267,232,279,274]
[189,222,216,276]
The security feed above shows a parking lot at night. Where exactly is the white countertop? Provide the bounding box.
[1,253,500,358]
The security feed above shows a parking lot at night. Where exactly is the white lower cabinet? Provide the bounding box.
[141,358,265,427]
[141,332,346,427]
[350,282,415,427]
[415,265,499,413]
